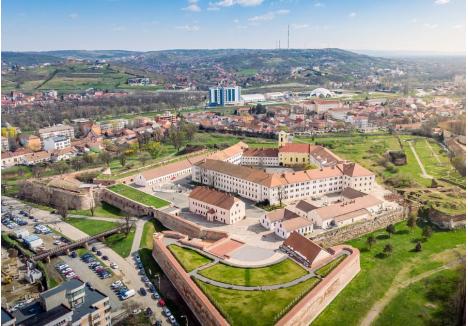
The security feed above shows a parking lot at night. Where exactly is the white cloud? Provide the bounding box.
[434,0,450,5]
[452,24,463,29]
[248,9,290,22]
[183,0,201,12]
[176,25,200,32]
[208,0,263,10]
[291,23,309,29]
[314,2,324,7]
[68,13,79,19]
[423,23,438,29]
[233,19,240,23]
[349,12,356,18]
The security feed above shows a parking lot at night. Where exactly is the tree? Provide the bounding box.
[32,165,45,178]
[385,224,396,237]
[119,154,127,167]
[168,126,183,151]
[422,225,433,239]
[57,203,69,220]
[123,215,132,235]
[181,122,197,141]
[414,241,422,252]
[99,151,112,166]
[56,161,69,175]
[139,152,152,167]
[407,215,417,232]
[366,235,377,249]
[383,244,393,256]
[145,141,163,158]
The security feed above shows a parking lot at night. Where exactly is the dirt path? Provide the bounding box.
[425,139,441,163]
[360,258,463,326]
[407,141,432,179]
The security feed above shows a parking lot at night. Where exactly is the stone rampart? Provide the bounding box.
[20,180,94,210]
[311,208,406,247]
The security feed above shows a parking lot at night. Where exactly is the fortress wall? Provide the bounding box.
[276,246,360,326]
[152,234,229,326]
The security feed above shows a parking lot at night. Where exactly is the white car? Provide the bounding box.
[110,262,118,269]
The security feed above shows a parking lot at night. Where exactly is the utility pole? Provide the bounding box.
[287,24,290,49]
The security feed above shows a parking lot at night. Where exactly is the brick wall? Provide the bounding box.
[276,245,360,325]
[152,234,229,326]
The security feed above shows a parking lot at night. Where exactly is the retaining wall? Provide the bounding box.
[98,188,228,240]
[311,208,406,247]
[152,234,229,326]
[276,245,360,326]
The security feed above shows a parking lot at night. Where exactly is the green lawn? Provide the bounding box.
[140,219,168,249]
[70,202,125,218]
[167,244,212,272]
[104,227,135,257]
[198,259,308,286]
[65,218,119,236]
[108,184,170,208]
[315,255,347,278]
[374,267,464,326]
[195,277,320,326]
[313,223,466,326]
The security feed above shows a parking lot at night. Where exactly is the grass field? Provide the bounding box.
[315,255,347,278]
[374,267,464,326]
[195,277,320,326]
[140,219,168,249]
[198,259,308,286]
[107,184,169,208]
[104,227,135,257]
[167,245,212,272]
[65,218,119,236]
[70,202,125,218]
[313,222,465,326]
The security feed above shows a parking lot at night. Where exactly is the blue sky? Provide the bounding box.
[2,0,465,53]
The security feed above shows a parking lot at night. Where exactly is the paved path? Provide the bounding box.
[127,217,148,261]
[360,259,463,326]
[67,215,125,222]
[407,141,432,179]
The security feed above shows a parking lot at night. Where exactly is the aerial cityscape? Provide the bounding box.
[0,0,466,326]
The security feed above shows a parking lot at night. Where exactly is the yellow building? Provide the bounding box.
[278,131,291,147]
[278,143,311,166]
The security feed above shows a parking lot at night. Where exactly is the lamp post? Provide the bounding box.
[180,315,188,326]
[154,274,160,290]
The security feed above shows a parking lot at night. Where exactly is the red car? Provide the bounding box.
[158,299,165,306]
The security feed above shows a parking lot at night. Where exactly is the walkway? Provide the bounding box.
[360,258,464,326]
[425,139,441,163]
[188,263,318,291]
[407,140,432,179]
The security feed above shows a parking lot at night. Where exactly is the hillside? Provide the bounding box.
[2,51,63,66]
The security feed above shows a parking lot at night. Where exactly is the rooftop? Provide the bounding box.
[189,186,241,210]
[282,232,330,264]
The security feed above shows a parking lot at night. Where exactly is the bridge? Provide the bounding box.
[32,224,131,262]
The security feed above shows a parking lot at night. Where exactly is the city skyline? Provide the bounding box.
[2,0,466,54]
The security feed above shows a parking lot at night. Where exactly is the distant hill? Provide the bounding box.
[43,50,143,60]
[1,50,142,66]
[2,51,63,66]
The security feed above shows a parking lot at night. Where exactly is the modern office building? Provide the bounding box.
[11,279,111,326]
[208,86,241,106]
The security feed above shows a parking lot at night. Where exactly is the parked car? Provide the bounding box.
[163,307,171,317]
[168,316,176,324]
[70,251,77,258]
[146,308,153,316]
[110,262,118,269]
[96,251,102,256]
[139,288,147,296]
[102,255,109,260]
[91,246,97,252]
[152,292,160,300]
